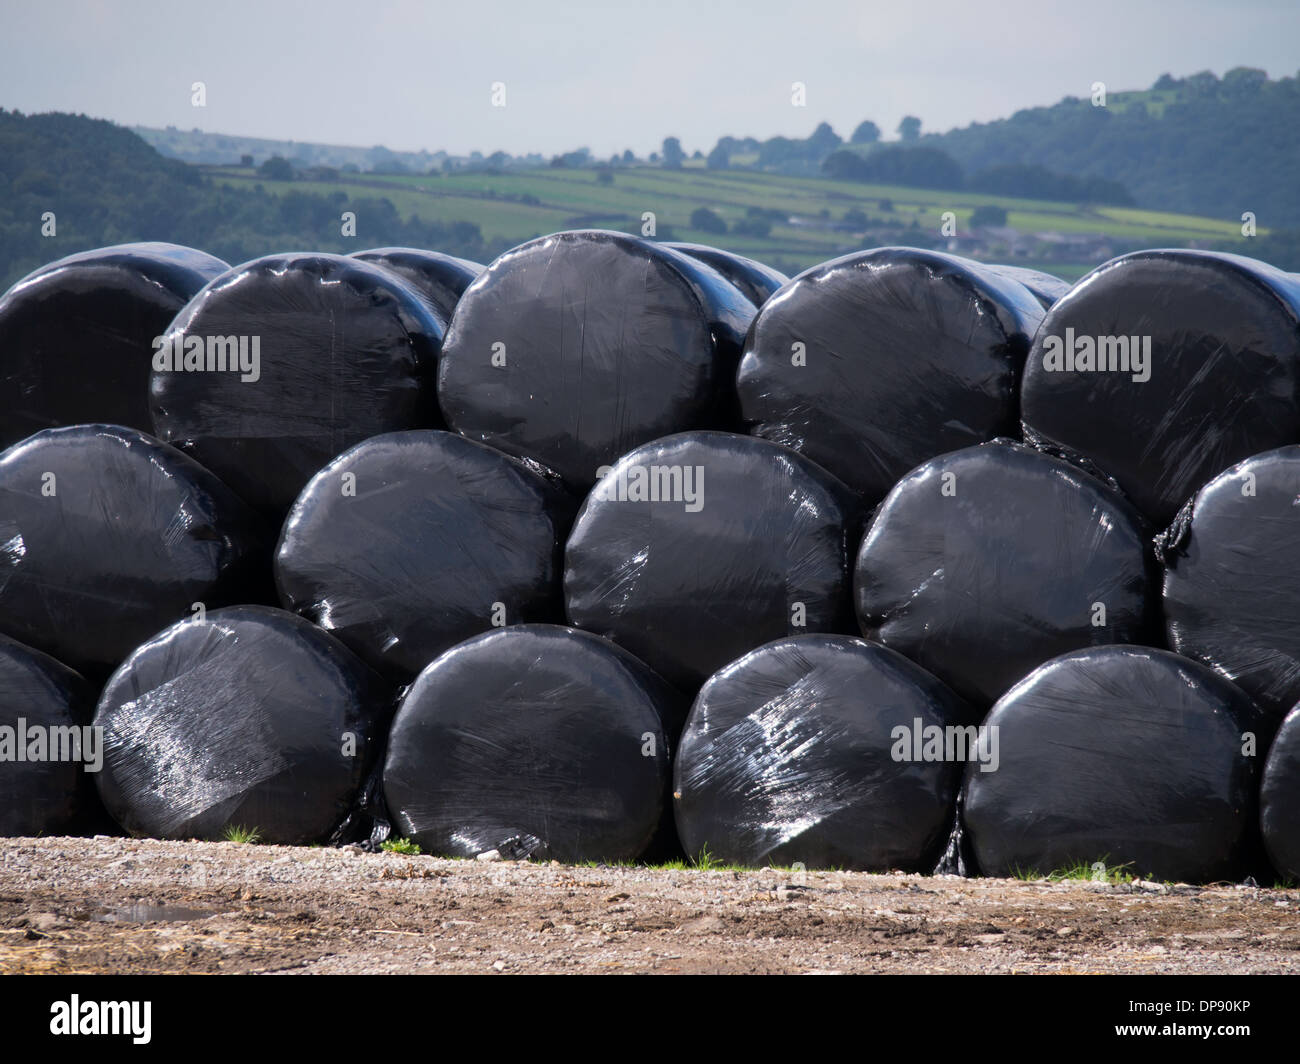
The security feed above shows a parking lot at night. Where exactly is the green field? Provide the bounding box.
[208,163,1259,280]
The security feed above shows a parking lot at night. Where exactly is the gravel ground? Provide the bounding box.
[2,836,1298,974]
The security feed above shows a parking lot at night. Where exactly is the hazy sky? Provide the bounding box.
[2,0,1298,157]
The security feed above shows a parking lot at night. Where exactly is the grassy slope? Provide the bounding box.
[208,163,1259,279]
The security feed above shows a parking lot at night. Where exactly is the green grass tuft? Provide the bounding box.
[380,837,422,856]
[222,824,262,844]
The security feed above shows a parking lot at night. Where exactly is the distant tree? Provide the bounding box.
[878,198,894,211]
[823,146,963,189]
[842,207,869,227]
[898,116,922,142]
[649,152,660,163]
[259,155,294,181]
[486,150,510,169]
[1152,73,1180,91]
[622,149,635,163]
[691,149,704,160]
[690,206,728,234]
[596,168,614,185]
[662,137,685,169]
[850,120,881,144]
[806,122,843,157]
[970,205,1008,227]
[239,153,254,167]
[706,143,730,169]
[732,217,771,237]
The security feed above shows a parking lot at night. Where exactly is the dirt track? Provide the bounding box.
[2,837,1298,974]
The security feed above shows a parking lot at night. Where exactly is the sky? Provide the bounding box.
[2,0,1298,157]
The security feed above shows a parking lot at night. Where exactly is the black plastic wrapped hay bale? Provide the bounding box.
[275,430,574,682]
[150,253,446,517]
[1021,250,1300,529]
[985,264,1071,309]
[0,425,269,678]
[0,634,98,836]
[0,242,228,448]
[962,646,1264,883]
[349,246,483,323]
[1261,706,1300,881]
[1161,446,1300,728]
[437,230,755,490]
[855,439,1156,708]
[382,624,685,862]
[94,606,391,844]
[564,430,861,692]
[737,247,1044,503]
[673,634,977,871]
[666,242,789,307]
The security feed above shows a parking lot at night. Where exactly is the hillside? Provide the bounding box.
[921,69,1300,227]
[0,110,495,289]
[0,109,1287,292]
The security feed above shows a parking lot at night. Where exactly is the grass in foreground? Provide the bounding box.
[221,825,262,844]
[1012,859,1138,885]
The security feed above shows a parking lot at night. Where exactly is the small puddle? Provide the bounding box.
[94,904,215,924]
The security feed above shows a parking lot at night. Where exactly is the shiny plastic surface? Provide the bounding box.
[985,264,1071,308]
[382,624,684,862]
[0,425,269,677]
[94,605,390,843]
[1161,445,1300,727]
[962,645,1264,883]
[0,242,229,447]
[150,253,446,517]
[1261,705,1300,880]
[855,439,1156,707]
[275,430,574,681]
[665,242,789,306]
[737,247,1044,502]
[0,634,97,836]
[349,246,484,323]
[437,230,756,489]
[673,634,976,870]
[1021,249,1300,528]
[564,430,862,692]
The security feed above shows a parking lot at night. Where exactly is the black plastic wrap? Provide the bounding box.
[349,246,484,323]
[0,425,269,678]
[855,439,1156,708]
[666,242,789,307]
[962,645,1264,883]
[737,247,1044,503]
[0,243,229,448]
[437,229,756,490]
[1021,250,1300,529]
[1261,705,1300,881]
[0,634,98,836]
[275,430,574,682]
[985,264,1071,309]
[564,430,861,692]
[1161,446,1300,727]
[673,634,976,870]
[94,605,391,843]
[150,253,446,517]
[382,624,684,862]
